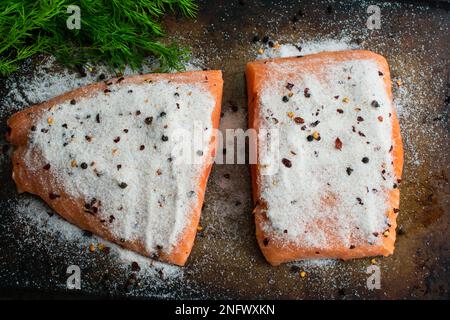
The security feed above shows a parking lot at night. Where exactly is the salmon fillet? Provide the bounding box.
[7,70,223,266]
[246,50,403,266]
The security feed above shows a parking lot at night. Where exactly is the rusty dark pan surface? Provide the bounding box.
[0,0,448,299]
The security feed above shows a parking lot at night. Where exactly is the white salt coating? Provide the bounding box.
[27,80,215,254]
[257,58,395,248]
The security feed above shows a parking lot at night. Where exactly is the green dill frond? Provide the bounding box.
[0,0,197,76]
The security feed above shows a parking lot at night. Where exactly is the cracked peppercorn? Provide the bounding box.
[119,182,128,189]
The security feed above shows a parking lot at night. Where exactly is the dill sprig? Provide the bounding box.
[0,0,197,76]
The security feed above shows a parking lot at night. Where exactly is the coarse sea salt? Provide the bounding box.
[255,56,396,249]
[25,78,215,256]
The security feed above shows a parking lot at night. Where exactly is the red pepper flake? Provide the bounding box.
[377,116,383,122]
[282,158,292,168]
[336,108,344,113]
[304,88,311,98]
[49,193,60,200]
[335,137,343,150]
[43,163,51,170]
[113,136,120,143]
[286,83,294,90]
[294,117,304,124]
[131,261,141,272]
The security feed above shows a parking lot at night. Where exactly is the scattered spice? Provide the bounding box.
[49,193,60,200]
[300,271,307,278]
[304,88,311,97]
[131,261,141,272]
[43,163,51,170]
[161,135,168,142]
[371,100,380,108]
[263,238,269,246]
[119,182,128,189]
[342,97,349,103]
[144,116,153,125]
[113,136,120,143]
[346,167,353,175]
[362,157,369,164]
[294,117,304,124]
[47,117,54,125]
[282,158,292,168]
[336,108,344,114]
[335,137,343,150]
[80,162,88,169]
[312,131,320,140]
[282,95,289,102]
[70,99,76,105]
[89,243,96,252]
